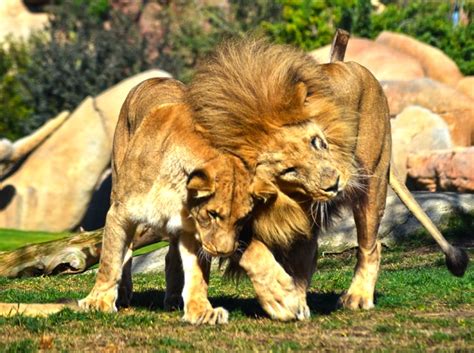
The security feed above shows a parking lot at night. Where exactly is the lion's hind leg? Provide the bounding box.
[79,204,134,313]
[179,233,228,325]
[339,168,388,310]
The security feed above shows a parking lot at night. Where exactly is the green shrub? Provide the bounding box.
[0,42,33,140]
[11,1,147,133]
[371,1,474,75]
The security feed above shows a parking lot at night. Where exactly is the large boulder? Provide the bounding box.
[0,0,48,42]
[376,31,463,87]
[391,106,452,182]
[0,70,171,231]
[319,192,474,252]
[310,37,425,81]
[407,147,474,193]
[382,79,474,146]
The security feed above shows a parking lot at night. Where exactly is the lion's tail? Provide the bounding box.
[389,168,469,277]
[0,300,80,317]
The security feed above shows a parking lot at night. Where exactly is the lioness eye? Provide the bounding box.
[207,210,220,219]
[311,136,328,150]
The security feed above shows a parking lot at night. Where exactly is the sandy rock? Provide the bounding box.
[391,106,452,182]
[319,192,474,252]
[0,70,171,231]
[382,79,474,146]
[406,147,474,193]
[376,31,463,87]
[456,77,474,100]
[310,38,425,81]
[0,0,48,42]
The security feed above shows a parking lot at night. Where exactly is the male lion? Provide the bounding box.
[186,38,468,316]
[77,77,257,325]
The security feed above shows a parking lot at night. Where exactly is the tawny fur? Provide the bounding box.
[187,38,467,313]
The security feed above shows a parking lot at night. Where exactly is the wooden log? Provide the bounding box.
[0,226,163,278]
[329,28,350,63]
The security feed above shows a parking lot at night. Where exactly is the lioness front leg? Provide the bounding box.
[179,233,228,325]
[340,168,388,310]
[79,204,134,312]
[240,239,310,321]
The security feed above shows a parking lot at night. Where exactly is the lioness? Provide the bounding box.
[78,77,255,324]
[186,38,468,316]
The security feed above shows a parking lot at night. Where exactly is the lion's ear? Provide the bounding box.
[250,177,278,204]
[187,168,215,199]
[294,81,308,107]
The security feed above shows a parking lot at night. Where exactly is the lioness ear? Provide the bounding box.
[294,81,308,107]
[187,169,215,199]
[250,177,278,204]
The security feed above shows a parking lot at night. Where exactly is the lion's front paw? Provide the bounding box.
[182,306,229,325]
[260,289,310,321]
[338,290,374,310]
[78,290,118,313]
[253,269,310,321]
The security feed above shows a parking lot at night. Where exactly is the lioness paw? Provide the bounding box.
[182,307,229,325]
[163,294,183,311]
[78,291,118,313]
[338,291,374,310]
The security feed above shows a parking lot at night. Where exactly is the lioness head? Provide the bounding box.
[186,155,253,257]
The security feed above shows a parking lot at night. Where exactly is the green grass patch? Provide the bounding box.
[0,229,69,252]
[0,246,472,351]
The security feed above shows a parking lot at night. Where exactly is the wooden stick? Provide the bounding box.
[329,29,350,63]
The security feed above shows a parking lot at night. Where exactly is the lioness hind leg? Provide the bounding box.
[340,169,388,310]
[179,233,228,325]
[116,256,133,308]
[79,204,134,312]
[240,239,311,321]
[164,238,184,311]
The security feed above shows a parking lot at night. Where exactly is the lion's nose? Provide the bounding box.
[323,176,340,194]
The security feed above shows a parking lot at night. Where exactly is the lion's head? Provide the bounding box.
[186,38,367,247]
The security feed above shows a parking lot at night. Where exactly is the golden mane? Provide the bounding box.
[186,37,346,163]
[186,37,361,250]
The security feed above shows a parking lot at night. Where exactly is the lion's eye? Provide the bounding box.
[207,210,220,220]
[311,136,328,150]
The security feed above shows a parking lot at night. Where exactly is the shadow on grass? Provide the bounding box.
[131,290,341,318]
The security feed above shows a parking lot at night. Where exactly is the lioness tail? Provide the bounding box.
[0,300,80,317]
[389,168,469,277]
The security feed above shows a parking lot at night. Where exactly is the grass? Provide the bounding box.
[0,229,69,252]
[0,244,472,352]
[0,228,167,256]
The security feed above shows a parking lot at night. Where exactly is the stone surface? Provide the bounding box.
[319,192,474,252]
[407,147,474,193]
[376,31,463,87]
[391,106,452,182]
[456,77,474,100]
[0,70,171,231]
[0,0,48,42]
[131,247,168,275]
[310,37,425,81]
[382,79,474,146]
